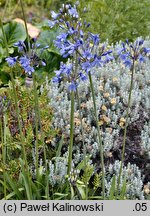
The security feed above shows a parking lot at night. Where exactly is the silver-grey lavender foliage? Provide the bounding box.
[106,160,145,200]
[46,38,150,158]
[42,38,150,199]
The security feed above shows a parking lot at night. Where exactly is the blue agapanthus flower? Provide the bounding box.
[6,40,47,76]
[48,20,58,28]
[6,56,18,67]
[20,56,35,75]
[55,62,73,77]
[68,81,78,92]
[51,11,60,20]
[14,41,25,52]
[79,72,87,81]
[49,3,114,91]
[90,33,100,45]
[91,55,102,68]
[144,48,150,54]
[20,56,30,67]
[138,54,145,63]
[68,6,79,18]
[117,38,150,68]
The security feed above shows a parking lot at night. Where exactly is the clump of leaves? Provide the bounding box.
[0,77,57,178]
[72,0,150,43]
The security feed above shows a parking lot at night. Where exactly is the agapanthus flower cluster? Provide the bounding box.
[50,3,114,91]
[117,38,150,68]
[6,40,47,76]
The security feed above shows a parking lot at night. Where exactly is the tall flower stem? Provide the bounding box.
[10,73,27,166]
[0,13,32,199]
[76,89,88,199]
[1,113,7,199]
[32,74,49,197]
[20,0,30,52]
[33,74,39,179]
[67,90,75,175]
[67,52,78,176]
[0,15,31,198]
[10,71,32,199]
[88,71,105,199]
[117,59,135,196]
[33,77,47,168]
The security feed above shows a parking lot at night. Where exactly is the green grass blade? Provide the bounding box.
[21,170,33,200]
[109,175,116,200]
[5,173,23,199]
[119,178,127,200]
[2,188,24,200]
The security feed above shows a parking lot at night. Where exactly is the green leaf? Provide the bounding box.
[109,175,116,200]
[19,159,33,200]
[0,21,26,48]
[70,185,75,199]
[76,181,86,200]
[30,181,41,200]
[0,45,8,62]
[36,27,61,55]
[36,27,65,73]
[53,193,68,200]
[2,188,24,200]
[21,171,33,200]
[76,155,91,170]
[119,178,127,200]
[5,173,23,199]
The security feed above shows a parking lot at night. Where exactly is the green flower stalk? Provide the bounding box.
[0,16,32,199]
[20,0,30,52]
[49,3,113,199]
[2,113,7,199]
[32,74,48,197]
[117,59,135,196]
[10,70,33,199]
[33,73,39,179]
[76,87,88,199]
[88,71,105,199]
[67,90,75,175]
[116,38,149,196]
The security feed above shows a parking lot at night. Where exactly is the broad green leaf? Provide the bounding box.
[0,21,26,48]
[36,27,65,73]
[36,28,61,55]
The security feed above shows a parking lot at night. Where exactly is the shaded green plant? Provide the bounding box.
[72,0,150,43]
[0,21,26,62]
[0,79,57,199]
[36,26,66,75]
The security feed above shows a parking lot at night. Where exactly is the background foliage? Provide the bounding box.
[74,0,150,43]
[0,0,149,43]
